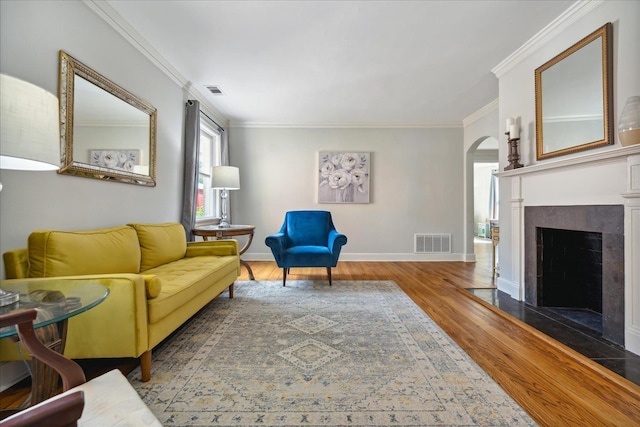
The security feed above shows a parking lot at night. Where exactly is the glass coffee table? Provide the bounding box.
[0,279,109,406]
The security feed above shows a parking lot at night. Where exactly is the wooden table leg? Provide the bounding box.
[241,260,255,280]
[202,234,256,280]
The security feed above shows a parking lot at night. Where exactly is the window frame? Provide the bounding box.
[195,115,222,225]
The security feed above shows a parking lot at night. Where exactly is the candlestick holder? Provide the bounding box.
[504,131,523,171]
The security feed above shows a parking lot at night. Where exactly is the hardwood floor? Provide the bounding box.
[2,244,639,425]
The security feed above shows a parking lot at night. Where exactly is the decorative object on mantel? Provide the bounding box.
[504,117,523,171]
[212,166,240,228]
[618,96,640,146]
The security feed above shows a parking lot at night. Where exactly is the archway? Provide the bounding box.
[463,136,498,264]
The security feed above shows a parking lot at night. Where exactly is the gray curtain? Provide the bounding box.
[181,100,200,241]
[221,128,230,166]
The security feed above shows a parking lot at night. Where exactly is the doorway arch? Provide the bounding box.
[464,136,498,261]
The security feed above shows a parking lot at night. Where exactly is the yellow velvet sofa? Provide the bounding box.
[1,222,240,382]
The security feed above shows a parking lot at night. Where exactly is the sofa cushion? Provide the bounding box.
[144,256,238,324]
[129,223,187,271]
[28,226,140,277]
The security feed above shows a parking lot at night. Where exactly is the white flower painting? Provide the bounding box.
[318,151,370,203]
[90,149,140,172]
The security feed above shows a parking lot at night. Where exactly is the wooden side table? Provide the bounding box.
[192,224,256,280]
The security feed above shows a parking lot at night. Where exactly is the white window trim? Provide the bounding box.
[195,115,222,225]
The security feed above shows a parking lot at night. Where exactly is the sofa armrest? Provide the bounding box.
[185,240,241,275]
[186,240,239,257]
[0,274,150,360]
[3,247,29,279]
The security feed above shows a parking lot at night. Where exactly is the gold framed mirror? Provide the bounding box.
[535,23,613,160]
[58,50,157,186]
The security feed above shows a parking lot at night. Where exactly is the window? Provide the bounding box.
[196,116,222,223]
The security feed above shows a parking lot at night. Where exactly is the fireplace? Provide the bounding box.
[524,205,625,345]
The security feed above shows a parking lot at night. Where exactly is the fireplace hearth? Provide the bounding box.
[525,205,624,346]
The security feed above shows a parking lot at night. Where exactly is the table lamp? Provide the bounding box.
[212,166,240,228]
[0,73,60,306]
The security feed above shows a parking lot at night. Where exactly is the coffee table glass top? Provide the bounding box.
[0,280,109,339]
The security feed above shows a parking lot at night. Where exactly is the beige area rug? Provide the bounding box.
[128,281,537,426]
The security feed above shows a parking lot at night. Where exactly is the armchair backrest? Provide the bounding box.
[281,211,335,247]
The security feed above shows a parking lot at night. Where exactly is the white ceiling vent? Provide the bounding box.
[415,233,451,254]
[205,85,224,95]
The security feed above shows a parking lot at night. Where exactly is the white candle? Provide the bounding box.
[509,124,519,139]
[506,117,514,129]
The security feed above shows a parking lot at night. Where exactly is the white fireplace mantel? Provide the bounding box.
[496,144,640,178]
[496,145,640,355]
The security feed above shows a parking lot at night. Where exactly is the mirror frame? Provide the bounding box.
[58,50,157,186]
[535,22,613,161]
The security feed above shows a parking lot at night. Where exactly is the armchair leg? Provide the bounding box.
[327,267,332,286]
[283,268,287,286]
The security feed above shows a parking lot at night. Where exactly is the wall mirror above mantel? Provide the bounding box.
[535,23,613,161]
[58,50,157,186]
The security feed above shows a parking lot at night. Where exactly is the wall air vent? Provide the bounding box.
[414,233,451,254]
[205,85,224,95]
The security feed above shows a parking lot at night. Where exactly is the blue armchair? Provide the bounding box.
[265,210,347,286]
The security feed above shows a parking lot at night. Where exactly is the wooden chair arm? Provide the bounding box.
[0,391,84,427]
[0,309,86,390]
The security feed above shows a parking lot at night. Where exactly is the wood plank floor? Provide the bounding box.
[2,243,639,425]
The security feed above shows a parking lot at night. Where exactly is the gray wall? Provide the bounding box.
[0,1,188,278]
[230,126,465,260]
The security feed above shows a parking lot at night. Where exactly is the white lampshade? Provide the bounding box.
[212,166,240,190]
[0,74,60,171]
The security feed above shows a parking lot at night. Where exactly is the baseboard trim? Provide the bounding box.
[496,277,521,300]
[626,325,640,356]
[245,252,470,262]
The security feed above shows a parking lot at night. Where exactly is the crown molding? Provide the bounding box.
[492,0,604,78]
[229,121,463,129]
[83,0,229,127]
[462,98,498,127]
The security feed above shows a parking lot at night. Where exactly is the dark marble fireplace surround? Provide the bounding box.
[524,205,625,346]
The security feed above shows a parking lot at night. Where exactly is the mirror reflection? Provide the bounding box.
[535,23,612,160]
[59,51,157,186]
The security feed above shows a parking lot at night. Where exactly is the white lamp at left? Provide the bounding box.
[0,73,60,306]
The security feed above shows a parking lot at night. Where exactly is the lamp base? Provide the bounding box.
[219,220,231,228]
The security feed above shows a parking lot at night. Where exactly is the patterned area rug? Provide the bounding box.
[128,281,536,426]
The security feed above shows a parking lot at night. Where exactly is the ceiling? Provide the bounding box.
[104,0,574,127]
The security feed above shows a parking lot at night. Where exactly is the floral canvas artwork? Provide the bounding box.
[318,151,370,203]
[90,149,140,172]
